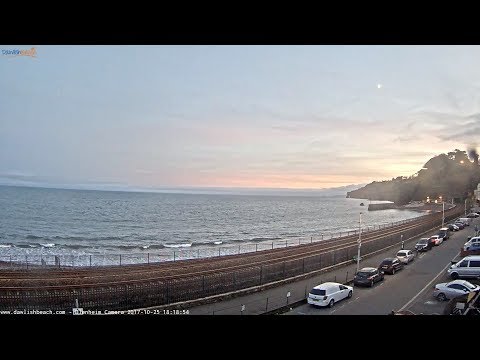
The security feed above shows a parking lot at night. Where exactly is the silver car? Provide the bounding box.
[433,280,480,301]
[396,250,415,264]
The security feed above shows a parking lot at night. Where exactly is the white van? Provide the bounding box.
[464,237,480,251]
[448,255,480,279]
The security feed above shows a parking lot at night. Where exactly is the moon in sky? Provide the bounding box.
[377,83,383,89]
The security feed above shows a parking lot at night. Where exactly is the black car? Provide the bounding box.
[437,229,450,241]
[447,224,459,231]
[378,257,403,275]
[415,238,434,252]
[354,267,385,287]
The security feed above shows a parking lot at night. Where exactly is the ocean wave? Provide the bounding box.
[146,244,165,250]
[164,243,192,248]
[0,244,12,248]
[15,243,39,248]
[250,237,282,242]
[52,235,132,242]
[40,243,55,248]
[26,235,43,240]
[192,240,227,247]
[61,244,94,250]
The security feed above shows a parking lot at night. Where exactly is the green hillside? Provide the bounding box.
[346,149,480,205]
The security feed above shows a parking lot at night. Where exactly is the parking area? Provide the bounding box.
[287,215,480,315]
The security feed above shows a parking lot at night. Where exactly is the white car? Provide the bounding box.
[430,235,443,246]
[463,237,480,251]
[307,282,353,308]
[396,249,415,264]
[433,280,480,301]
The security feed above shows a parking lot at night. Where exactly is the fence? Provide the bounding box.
[194,271,354,315]
[0,205,459,269]
[0,205,464,312]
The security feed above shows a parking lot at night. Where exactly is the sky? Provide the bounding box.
[1,45,480,191]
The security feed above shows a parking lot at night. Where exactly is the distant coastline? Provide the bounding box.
[0,183,365,197]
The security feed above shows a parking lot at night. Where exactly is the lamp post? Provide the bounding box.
[440,196,444,227]
[356,212,363,273]
[465,198,467,217]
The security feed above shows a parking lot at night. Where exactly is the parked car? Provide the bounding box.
[466,212,479,218]
[415,238,434,252]
[454,221,465,230]
[396,250,415,264]
[353,267,385,287]
[433,280,480,301]
[463,237,480,251]
[448,255,480,279]
[307,282,353,307]
[447,223,460,231]
[458,218,471,226]
[378,257,403,275]
[430,235,443,246]
[464,242,480,252]
[438,227,450,240]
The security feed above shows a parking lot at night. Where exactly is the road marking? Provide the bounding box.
[354,297,360,300]
[398,252,459,312]
[330,309,336,314]
[297,312,306,315]
[424,300,438,305]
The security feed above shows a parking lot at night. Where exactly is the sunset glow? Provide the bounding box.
[1,45,479,191]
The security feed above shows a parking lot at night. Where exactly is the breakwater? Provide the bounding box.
[368,203,397,211]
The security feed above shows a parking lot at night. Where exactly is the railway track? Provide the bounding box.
[0,209,457,290]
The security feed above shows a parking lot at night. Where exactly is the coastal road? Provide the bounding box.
[286,217,479,315]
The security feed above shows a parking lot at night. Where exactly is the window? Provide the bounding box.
[448,284,463,290]
[356,272,371,277]
[310,289,326,296]
[457,261,468,268]
[465,282,477,290]
[469,261,480,267]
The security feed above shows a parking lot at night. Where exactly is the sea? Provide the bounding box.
[0,185,425,265]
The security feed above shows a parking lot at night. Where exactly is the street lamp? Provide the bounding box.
[440,196,444,227]
[465,199,468,217]
[356,212,363,273]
